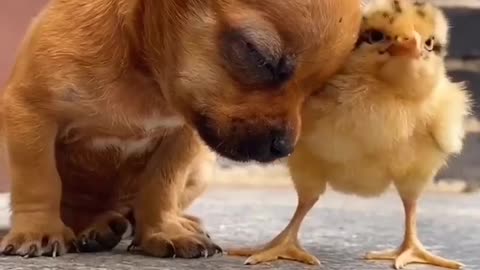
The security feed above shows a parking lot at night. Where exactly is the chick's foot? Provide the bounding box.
[228,240,320,266]
[228,192,321,265]
[366,243,464,269]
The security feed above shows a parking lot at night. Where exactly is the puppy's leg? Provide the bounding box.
[74,142,215,254]
[179,169,209,211]
[179,145,214,210]
[76,207,133,253]
[179,147,216,239]
[131,128,221,258]
[178,176,209,240]
[0,99,74,257]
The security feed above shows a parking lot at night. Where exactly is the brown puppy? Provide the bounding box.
[0,0,360,258]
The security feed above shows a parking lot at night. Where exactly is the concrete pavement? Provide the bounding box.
[0,188,478,270]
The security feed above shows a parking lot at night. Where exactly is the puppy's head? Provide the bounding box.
[167,0,361,162]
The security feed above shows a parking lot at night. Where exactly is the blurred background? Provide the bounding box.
[0,0,479,193]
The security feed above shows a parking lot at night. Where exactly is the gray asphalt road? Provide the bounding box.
[0,188,478,270]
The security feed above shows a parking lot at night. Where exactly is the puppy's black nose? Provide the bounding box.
[270,133,295,158]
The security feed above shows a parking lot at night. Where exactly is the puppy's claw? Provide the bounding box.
[52,241,59,258]
[214,244,223,255]
[201,249,208,258]
[2,245,15,255]
[23,245,38,258]
[127,241,138,252]
[70,241,79,253]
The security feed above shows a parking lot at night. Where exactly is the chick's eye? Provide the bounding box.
[424,37,435,51]
[367,30,386,43]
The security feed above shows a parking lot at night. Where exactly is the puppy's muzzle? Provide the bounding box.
[194,115,295,163]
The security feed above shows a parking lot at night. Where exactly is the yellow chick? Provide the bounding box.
[228,0,471,269]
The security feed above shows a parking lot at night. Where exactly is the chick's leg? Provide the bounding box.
[228,193,320,265]
[366,197,464,269]
[228,145,326,265]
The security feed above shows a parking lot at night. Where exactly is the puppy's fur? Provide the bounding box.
[0,0,361,258]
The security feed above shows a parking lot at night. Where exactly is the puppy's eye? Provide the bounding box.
[222,30,295,89]
[245,42,276,76]
[367,30,386,43]
[424,36,435,51]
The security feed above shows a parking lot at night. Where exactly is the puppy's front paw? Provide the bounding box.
[77,211,131,253]
[132,214,222,258]
[0,215,75,257]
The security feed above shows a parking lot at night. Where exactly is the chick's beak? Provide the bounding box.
[387,36,421,58]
